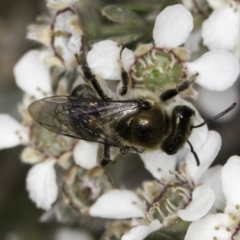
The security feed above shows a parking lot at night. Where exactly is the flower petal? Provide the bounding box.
[0,114,29,150]
[89,189,145,219]
[202,7,240,51]
[122,220,162,240]
[201,165,226,211]
[196,86,238,122]
[26,159,58,210]
[87,40,134,80]
[186,131,221,183]
[140,151,177,181]
[187,50,240,91]
[52,10,83,67]
[185,213,232,240]
[178,185,215,221]
[221,156,240,213]
[55,228,94,240]
[207,0,227,9]
[47,0,78,10]
[153,4,193,48]
[13,50,52,99]
[73,141,98,169]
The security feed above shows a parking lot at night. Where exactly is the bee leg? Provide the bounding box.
[79,65,112,101]
[71,84,97,99]
[100,144,112,167]
[159,74,198,102]
[100,144,119,167]
[117,47,131,96]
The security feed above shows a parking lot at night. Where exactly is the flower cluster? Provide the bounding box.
[2,1,240,240]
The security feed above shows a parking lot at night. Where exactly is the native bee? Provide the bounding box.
[28,65,236,166]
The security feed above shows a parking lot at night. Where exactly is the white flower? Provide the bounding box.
[89,130,221,240]
[55,228,94,240]
[1,50,98,210]
[87,4,239,92]
[46,0,78,10]
[27,6,83,68]
[185,156,240,240]
[202,0,240,59]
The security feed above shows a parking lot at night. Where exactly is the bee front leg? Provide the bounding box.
[117,47,131,96]
[159,73,198,102]
[79,65,112,101]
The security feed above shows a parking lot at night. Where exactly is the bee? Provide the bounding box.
[28,65,236,167]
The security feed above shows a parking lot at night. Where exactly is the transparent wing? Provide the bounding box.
[28,96,140,149]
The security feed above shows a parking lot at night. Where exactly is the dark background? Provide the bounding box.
[0,0,239,239]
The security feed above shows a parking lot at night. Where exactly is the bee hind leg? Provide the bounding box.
[100,144,113,167]
[100,144,119,167]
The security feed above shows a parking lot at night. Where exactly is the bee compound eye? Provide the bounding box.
[178,106,195,119]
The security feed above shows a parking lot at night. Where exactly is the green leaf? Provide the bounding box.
[102,5,146,27]
[110,33,144,45]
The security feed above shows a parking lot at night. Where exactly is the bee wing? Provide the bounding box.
[28,96,139,148]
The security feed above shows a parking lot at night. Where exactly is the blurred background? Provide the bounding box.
[0,0,239,239]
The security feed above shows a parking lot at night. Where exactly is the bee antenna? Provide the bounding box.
[191,102,237,129]
[187,140,200,166]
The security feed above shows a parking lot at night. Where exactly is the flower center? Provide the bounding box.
[130,48,185,92]
[136,170,194,225]
[31,124,76,159]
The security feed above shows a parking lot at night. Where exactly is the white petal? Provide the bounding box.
[221,156,240,212]
[188,113,208,151]
[140,151,177,181]
[186,131,221,183]
[0,114,29,150]
[182,0,195,10]
[26,159,58,210]
[89,189,145,219]
[55,228,94,240]
[153,4,193,48]
[73,141,98,169]
[207,0,227,9]
[47,0,78,10]
[13,50,52,99]
[201,165,226,210]
[87,40,134,80]
[53,11,82,66]
[122,220,162,240]
[178,185,215,221]
[196,86,238,122]
[202,7,240,51]
[185,213,232,240]
[187,50,240,91]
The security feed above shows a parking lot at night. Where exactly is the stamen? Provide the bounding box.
[167,53,177,69]
[136,188,151,204]
[175,187,191,199]
[175,171,194,188]
[138,58,147,68]
[131,72,144,81]
[154,203,166,219]
[145,212,154,222]
[164,199,174,214]
[145,53,154,66]
[151,49,157,60]
[166,197,178,211]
